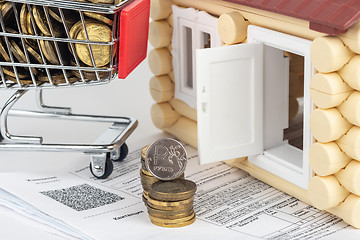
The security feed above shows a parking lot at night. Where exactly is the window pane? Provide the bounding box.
[203,32,211,49]
[185,27,193,89]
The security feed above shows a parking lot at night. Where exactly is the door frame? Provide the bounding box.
[247,25,315,190]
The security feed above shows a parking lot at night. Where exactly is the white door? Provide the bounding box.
[196,43,264,164]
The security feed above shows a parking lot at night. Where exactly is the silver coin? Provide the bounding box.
[145,138,187,181]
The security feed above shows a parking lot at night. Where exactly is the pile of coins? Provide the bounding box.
[0,1,114,85]
[140,140,197,228]
[146,179,196,228]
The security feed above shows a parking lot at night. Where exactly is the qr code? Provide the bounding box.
[40,184,124,211]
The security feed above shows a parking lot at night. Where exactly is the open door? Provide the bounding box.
[196,43,264,164]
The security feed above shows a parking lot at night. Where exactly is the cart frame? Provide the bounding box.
[0,0,150,178]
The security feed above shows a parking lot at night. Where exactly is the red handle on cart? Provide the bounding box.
[118,0,150,79]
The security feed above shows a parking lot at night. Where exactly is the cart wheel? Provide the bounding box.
[111,143,129,162]
[90,157,113,179]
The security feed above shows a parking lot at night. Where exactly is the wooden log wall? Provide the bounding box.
[148,0,198,146]
[308,23,360,228]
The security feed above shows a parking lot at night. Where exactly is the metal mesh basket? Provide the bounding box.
[0,0,136,89]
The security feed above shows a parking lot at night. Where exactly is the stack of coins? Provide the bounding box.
[146,179,196,228]
[0,1,115,85]
[140,141,196,228]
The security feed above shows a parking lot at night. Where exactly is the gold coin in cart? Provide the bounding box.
[68,19,98,54]
[70,60,111,81]
[39,40,60,65]
[0,38,10,62]
[48,7,78,26]
[20,4,29,35]
[38,71,79,84]
[149,214,196,228]
[145,138,187,181]
[150,179,196,202]
[20,5,39,50]
[75,22,112,67]
[69,20,95,39]
[71,69,110,81]
[33,6,64,37]
[87,0,115,4]
[26,44,43,64]
[6,75,41,85]
[2,67,29,79]
[5,28,18,34]
[83,12,113,26]
[26,12,36,36]
[1,2,15,23]
[9,40,38,76]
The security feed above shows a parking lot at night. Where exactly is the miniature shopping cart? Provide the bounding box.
[0,0,150,178]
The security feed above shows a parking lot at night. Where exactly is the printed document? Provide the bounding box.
[0,145,359,240]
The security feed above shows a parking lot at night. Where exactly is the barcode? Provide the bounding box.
[40,184,124,211]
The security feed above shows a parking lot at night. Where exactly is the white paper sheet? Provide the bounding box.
[0,145,359,240]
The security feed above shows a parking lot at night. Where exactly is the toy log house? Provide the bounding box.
[148,0,360,228]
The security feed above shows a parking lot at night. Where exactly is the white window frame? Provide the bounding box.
[247,25,315,190]
[172,6,222,109]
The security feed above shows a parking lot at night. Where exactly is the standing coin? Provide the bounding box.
[145,138,187,181]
